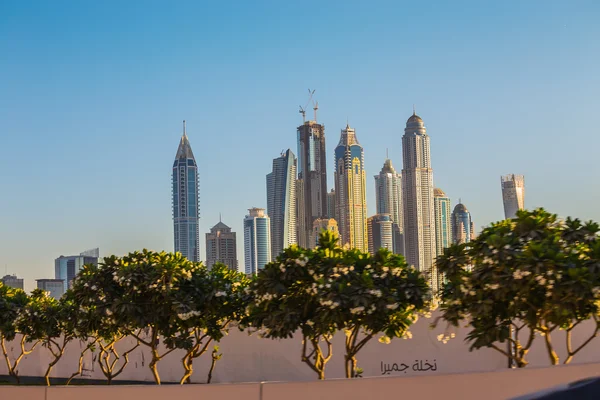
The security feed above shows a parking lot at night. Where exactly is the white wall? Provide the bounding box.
[4,362,600,400]
[1,311,599,384]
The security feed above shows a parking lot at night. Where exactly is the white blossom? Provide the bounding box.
[378,336,391,344]
[350,306,365,314]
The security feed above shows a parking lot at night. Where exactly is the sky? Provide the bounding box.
[1,0,599,291]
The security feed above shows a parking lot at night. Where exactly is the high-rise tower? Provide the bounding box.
[402,111,437,291]
[172,120,200,262]
[374,158,404,255]
[501,174,525,219]
[334,124,368,251]
[206,219,238,271]
[267,149,297,258]
[367,214,394,256]
[452,202,476,244]
[434,188,452,257]
[296,120,328,248]
[244,208,271,275]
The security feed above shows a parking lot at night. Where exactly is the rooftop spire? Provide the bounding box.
[183,120,186,136]
[413,104,416,115]
[386,148,389,159]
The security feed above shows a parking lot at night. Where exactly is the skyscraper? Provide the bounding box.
[367,214,394,256]
[374,158,404,255]
[334,124,368,251]
[326,189,336,220]
[266,149,297,258]
[172,121,200,262]
[1,274,24,290]
[402,111,437,291]
[296,120,328,248]
[434,188,452,257]
[452,202,476,244]
[244,208,271,275]
[310,218,339,248]
[501,174,525,219]
[55,248,99,292]
[36,279,65,299]
[206,219,238,271]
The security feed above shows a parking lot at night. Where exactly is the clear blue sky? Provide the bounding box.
[1,0,599,290]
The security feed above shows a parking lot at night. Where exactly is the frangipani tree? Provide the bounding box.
[247,230,430,379]
[70,263,140,385]
[101,250,201,384]
[0,283,35,384]
[436,208,600,367]
[19,289,77,386]
[246,234,339,380]
[320,246,430,378]
[170,262,249,384]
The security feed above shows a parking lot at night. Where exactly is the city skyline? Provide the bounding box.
[2,1,599,290]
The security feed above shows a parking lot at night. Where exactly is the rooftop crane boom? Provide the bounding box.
[299,89,315,123]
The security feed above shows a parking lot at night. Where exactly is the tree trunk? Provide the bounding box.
[149,346,161,385]
[180,354,193,385]
[207,355,217,384]
[544,332,559,365]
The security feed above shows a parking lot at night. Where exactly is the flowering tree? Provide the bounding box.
[70,264,141,385]
[247,231,430,379]
[99,250,201,384]
[246,232,339,380]
[436,208,600,367]
[18,289,77,386]
[320,247,430,378]
[0,283,36,384]
[169,262,249,384]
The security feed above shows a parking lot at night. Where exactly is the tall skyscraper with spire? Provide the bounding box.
[296,120,328,248]
[334,124,368,251]
[501,174,525,219]
[402,111,437,291]
[172,120,200,262]
[374,158,404,255]
[266,149,297,258]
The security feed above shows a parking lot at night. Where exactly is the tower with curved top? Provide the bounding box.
[402,111,437,291]
[334,124,368,251]
[172,121,200,262]
[452,202,476,244]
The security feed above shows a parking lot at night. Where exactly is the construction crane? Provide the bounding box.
[299,89,315,123]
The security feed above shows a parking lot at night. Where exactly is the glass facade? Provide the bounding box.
[172,123,200,262]
[244,208,272,275]
[37,279,65,299]
[55,251,99,292]
[452,203,475,244]
[266,149,297,258]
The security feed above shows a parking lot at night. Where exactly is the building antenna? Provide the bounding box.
[219,212,222,223]
[183,120,186,136]
[386,148,389,159]
[459,197,462,204]
[413,104,416,115]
